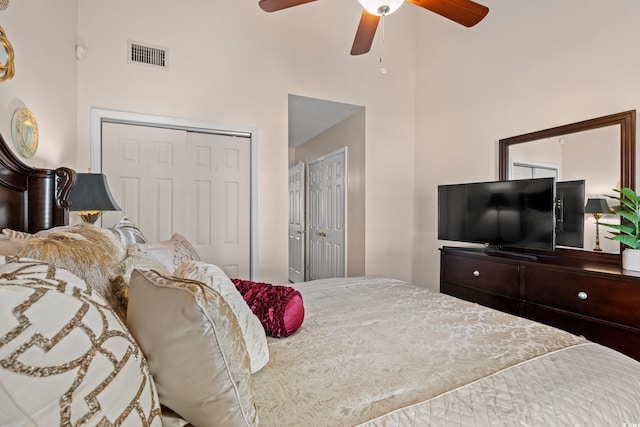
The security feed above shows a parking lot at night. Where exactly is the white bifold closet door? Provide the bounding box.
[101,122,251,279]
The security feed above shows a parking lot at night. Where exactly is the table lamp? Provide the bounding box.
[68,173,121,224]
[584,198,611,251]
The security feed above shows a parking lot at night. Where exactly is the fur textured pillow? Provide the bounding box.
[16,223,126,319]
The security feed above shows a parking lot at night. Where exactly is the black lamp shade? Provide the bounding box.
[584,198,611,214]
[69,173,121,212]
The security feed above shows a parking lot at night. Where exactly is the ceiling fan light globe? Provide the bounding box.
[357,0,404,16]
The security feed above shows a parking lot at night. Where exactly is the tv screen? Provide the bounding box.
[555,180,585,248]
[438,177,555,250]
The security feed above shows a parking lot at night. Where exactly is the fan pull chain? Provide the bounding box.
[379,13,387,74]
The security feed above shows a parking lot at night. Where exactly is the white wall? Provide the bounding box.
[5,1,638,290]
[0,1,78,169]
[414,0,640,290]
[74,0,417,284]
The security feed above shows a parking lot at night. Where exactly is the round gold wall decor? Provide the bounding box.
[0,25,15,82]
[11,108,39,158]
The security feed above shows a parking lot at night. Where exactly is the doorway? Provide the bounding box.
[287,95,366,282]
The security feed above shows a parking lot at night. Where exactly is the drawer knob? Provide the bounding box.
[577,291,588,300]
[473,270,480,277]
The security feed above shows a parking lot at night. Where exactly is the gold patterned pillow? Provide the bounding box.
[0,259,162,426]
[127,269,258,427]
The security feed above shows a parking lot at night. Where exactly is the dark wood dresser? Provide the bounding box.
[440,246,640,360]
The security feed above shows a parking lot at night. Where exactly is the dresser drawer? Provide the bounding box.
[442,253,519,298]
[524,267,640,328]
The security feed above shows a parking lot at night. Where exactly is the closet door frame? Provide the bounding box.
[89,107,258,280]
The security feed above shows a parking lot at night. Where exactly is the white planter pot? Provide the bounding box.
[622,248,640,271]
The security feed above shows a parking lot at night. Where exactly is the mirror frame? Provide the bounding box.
[499,110,636,188]
[498,110,636,264]
[0,25,15,82]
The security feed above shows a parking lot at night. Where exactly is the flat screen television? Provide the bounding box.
[555,180,585,248]
[438,177,556,251]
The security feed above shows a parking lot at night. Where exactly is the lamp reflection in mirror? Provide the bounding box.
[69,173,121,224]
[584,198,611,252]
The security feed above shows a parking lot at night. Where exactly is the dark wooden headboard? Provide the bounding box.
[0,131,76,233]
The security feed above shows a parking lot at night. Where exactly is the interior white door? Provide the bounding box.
[288,162,305,283]
[101,123,251,278]
[322,151,346,278]
[101,123,188,241]
[307,149,346,280]
[186,132,251,279]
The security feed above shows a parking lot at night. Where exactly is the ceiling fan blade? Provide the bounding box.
[406,0,489,27]
[351,10,380,55]
[259,0,316,12]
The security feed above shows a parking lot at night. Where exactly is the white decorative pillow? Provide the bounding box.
[0,260,162,426]
[108,216,148,251]
[127,269,258,427]
[175,260,269,373]
[136,233,200,273]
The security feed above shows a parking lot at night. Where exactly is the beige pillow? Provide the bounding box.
[136,233,200,273]
[0,260,162,426]
[175,260,269,373]
[16,223,126,319]
[127,269,258,427]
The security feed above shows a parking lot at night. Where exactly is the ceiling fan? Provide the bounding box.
[258,0,489,55]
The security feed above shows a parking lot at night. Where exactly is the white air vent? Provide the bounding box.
[128,41,168,70]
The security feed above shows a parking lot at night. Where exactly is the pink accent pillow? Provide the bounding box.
[232,279,304,338]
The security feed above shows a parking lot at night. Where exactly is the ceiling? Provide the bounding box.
[288,94,363,147]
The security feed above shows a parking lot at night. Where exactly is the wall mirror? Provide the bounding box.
[499,110,636,256]
[0,25,15,82]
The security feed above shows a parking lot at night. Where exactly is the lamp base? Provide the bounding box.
[74,210,103,224]
[593,215,603,252]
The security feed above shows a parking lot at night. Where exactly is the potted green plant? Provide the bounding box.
[600,187,640,271]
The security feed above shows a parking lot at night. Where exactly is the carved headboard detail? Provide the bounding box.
[0,132,76,233]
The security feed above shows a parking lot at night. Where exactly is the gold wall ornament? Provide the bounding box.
[0,25,15,82]
[11,108,39,158]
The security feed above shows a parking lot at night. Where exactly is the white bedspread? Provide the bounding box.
[252,277,640,426]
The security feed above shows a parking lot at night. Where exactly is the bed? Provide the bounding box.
[1,130,639,427]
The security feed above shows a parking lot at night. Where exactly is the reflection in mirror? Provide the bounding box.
[499,110,636,256]
[507,126,620,253]
[0,25,15,82]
